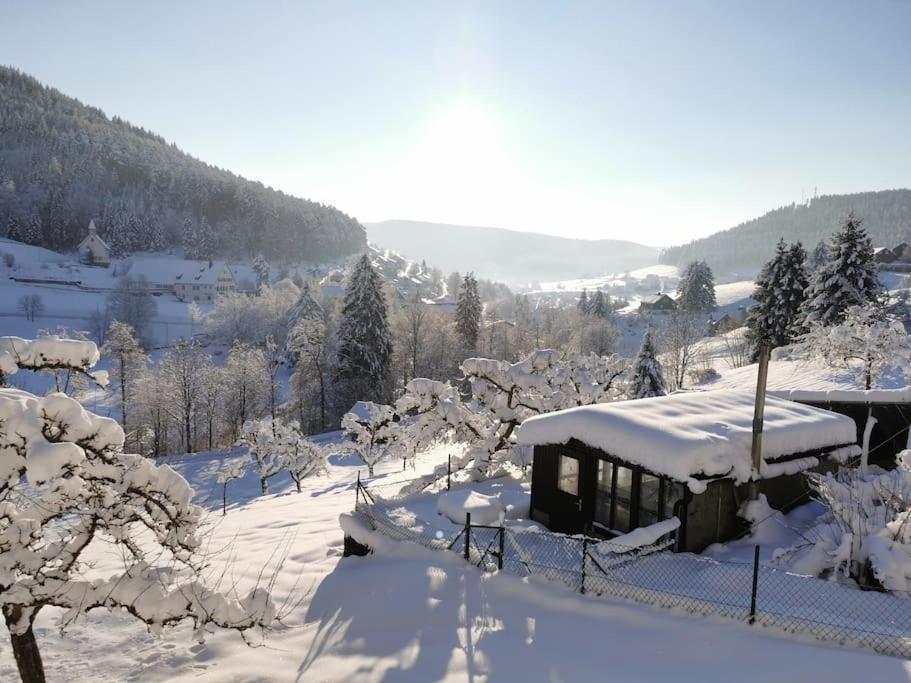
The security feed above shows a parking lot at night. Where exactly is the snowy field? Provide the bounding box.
[4,443,911,682]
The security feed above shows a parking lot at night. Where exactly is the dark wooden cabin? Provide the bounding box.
[517,391,860,553]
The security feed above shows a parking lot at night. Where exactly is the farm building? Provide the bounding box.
[699,358,911,466]
[126,258,237,303]
[516,390,860,553]
[638,292,676,313]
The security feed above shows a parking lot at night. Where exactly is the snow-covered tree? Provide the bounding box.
[237,419,285,495]
[577,289,590,315]
[217,454,249,515]
[800,213,881,329]
[455,272,482,351]
[105,276,158,343]
[158,340,206,453]
[661,310,704,391]
[745,239,808,359]
[253,254,270,290]
[222,343,269,441]
[676,260,716,312]
[0,337,274,683]
[797,306,911,390]
[628,327,666,399]
[811,239,828,269]
[589,290,609,318]
[334,255,392,404]
[341,401,396,477]
[278,421,327,492]
[101,321,147,435]
[208,284,298,347]
[287,306,333,433]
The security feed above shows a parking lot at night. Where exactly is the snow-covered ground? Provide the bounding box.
[5,443,911,681]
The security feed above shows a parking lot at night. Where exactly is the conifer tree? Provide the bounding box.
[335,254,392,403]
[628,327,667,399]
[456,272,482,351]
[676,260,716,312]
[577,289,590,315]
[590,289,609,318]
[800,213,881,329]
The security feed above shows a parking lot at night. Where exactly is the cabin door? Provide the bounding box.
[551,450,588,534]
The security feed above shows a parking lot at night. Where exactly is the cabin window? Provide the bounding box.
[613,465,633,532]
[639,473,662,526]
[557,455,579,496]
[594,460,614,526]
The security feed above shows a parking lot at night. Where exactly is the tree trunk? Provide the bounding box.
[4,606,45,683]
[260,477,268,495]
[317,364,326,432]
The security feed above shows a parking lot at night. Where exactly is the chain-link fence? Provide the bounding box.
[352,474,911,660]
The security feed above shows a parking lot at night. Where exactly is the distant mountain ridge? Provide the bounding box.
[0,66,365,263]
[660,189,911,277]
[366,220,660,285]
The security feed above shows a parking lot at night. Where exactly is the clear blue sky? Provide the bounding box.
[2,1,910,246]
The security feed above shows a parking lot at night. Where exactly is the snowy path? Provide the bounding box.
[2,448,910,682]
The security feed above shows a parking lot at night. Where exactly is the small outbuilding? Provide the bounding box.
[517,390,860,552]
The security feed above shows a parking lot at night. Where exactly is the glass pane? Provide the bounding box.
[594,460,613,525]
[557,455,579,496]
[614,466,632,531]
[665,482,686,520]
[639,473,661,527]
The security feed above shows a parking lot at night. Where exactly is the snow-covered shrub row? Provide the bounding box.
[0,336,276,683]
[0,335,108,387]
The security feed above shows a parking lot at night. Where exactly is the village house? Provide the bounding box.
[76,220,111,267]
[638,292,676,313]
[517,390,859,552]
[126,258,236,303]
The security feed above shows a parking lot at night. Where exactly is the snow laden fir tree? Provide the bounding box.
[800,212,881,329]
[628,328,666,399]
[334,254,393,405]
[0,336,276,683]
[745,238,808,359]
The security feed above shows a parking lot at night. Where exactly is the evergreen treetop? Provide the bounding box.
[628,327,667,399]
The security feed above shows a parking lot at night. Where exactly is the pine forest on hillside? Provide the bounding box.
[0,67,365,262]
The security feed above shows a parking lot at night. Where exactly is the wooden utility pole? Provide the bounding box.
[749,343,771,501]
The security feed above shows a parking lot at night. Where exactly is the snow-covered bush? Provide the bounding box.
[0,337,275,683]
[779,453,911,593]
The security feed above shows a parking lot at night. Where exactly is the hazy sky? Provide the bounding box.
[3,1,910,246]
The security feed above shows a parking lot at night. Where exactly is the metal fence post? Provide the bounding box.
[464,512,471,562]
[749,544,760,625]
[581,536,588,595]
[447,455,452,491]
[498,526,505,570]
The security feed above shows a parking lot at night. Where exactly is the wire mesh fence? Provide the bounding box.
[352,474,911,660]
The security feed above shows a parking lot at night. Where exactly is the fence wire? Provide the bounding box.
[353,475,911,660]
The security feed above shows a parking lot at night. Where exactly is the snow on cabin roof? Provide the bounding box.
[516,390,859,492]
[699,359,911,404]
[126,258,231,287]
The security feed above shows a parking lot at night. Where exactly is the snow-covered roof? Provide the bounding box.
[127,258,232,287]
[516,390,859,492]
[77,220,110,251]
[640,293,674,305]
[700,359,911,404]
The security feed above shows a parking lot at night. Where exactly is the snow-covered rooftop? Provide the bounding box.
[517,390,859,492]
[700,359,911,404]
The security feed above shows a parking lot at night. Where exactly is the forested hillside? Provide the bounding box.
[660,190,911,276]
[0,67,365,262]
